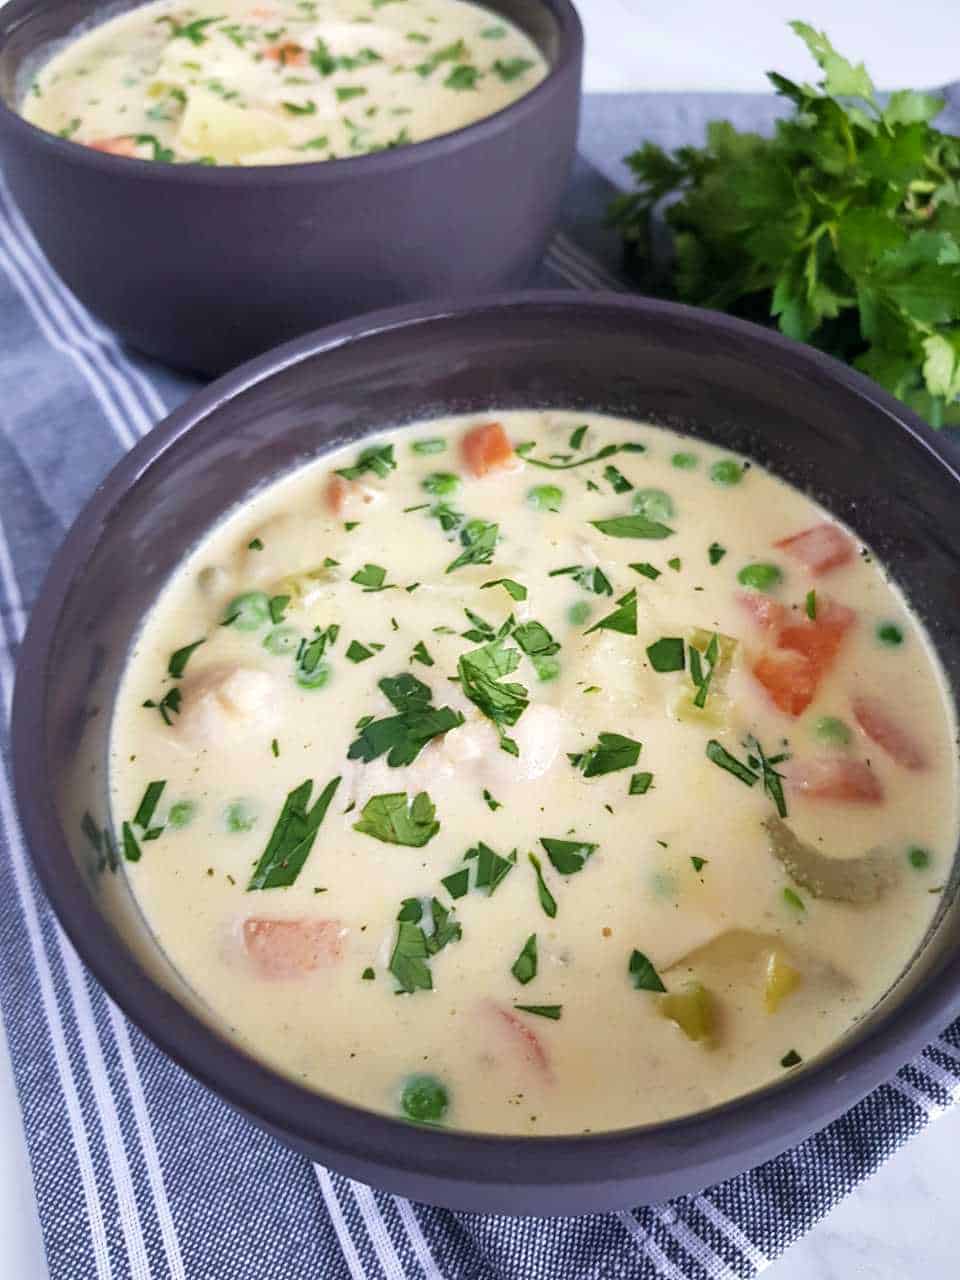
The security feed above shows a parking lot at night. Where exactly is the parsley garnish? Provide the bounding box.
[515,440,645,470]
[296,623,338,683]
[283,99,317,114]
[646,637,685,672]
[410,640,434,666]
[133,781,165,830]
[540,837,597,875]
[806,589,817,620]
[603,464,634,494]
[336,442,396,480]
[168,639,204,678]
[549,564,613,596]
[691,856,708,872]
[688,632,721,708]
[362,967,375,980]
[514,1004,561,1020]
[446,518,498,573]
[348,674,463,766]
[511,933,538,984]
[121,821,141,863]
[629,771,653,795]
[156,15,222,45]
[592,513,674,539]
[513,620,561,680]
[706,739,758,787]
[445,65,480,91]
[268,594,290,624]
[415,38,468,78]
[584,588,637,636]
[781,1049,803,1069]
[493,57,534,82]
[441,868,470,899]
[569,424,588,448]
[247,777,340,890]
[351,563,390,591]
[629,949,666,992]
[630,562,661,580]
[481,577,528,602]
[346,640,375,663]
[143,686,182,726]
[353,791,440,847]
[247,538,264,550]
[746,735,790,817]
[783,887,805,912]
[528,852,557,918]
[570,732,641,778]
[708,542,727,565]
[412,437,446,454]
[389,896,461,993]
[457,640,528,755]
[463,841,516,894]
[483,788,502,811]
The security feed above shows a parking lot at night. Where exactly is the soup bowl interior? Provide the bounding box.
[13,292,960,1215]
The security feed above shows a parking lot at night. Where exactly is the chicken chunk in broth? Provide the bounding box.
[22,0,547,166]
[109,411,957,1134]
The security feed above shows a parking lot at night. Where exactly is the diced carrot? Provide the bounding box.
[852,696,928,771]
[88,136,139,157]
[324,474,348,515]
[264,40,306,65]
[736,592,788,636]
[787,758,885,804]
[778,600,856,672]
[752,650,819,717]
[775,523,856,577]
[243,918,344,979]
[485,1001,552,1080]
[461,422,514,478]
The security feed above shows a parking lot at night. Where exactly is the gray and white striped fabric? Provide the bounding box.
[2,91,960,1280]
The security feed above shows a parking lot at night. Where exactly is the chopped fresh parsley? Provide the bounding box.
[781,1049,803,1069]
[268,593,290,624]
[688,632,721,708]
[668,556,682,572]
[415,38,468,78]
[511,933,538,984]
[156,15,220,45]
[569,424,588,448]
[549,564,613,596]
[570,732,641,778]
[411,640,434,667]
[247,537,264,550]
[691,856,708,872]
[481,577,527,602]
[346,640,375,663]
[646,637,685,672]
[584,588,637,636]
[515,440,644,470]
[143,686,182,726]
[706,739,759,788]
[540,837,597,875]
[513,620,561,680]
[412,437,446,454]
[592,513,674,540]
[348,673,464,767]
[168,639,204,677]
[351,563,389,591]
[446,519,498,573]
[335,85,367,102]
[783,887,805,912]
[336,442,396,480]
[708,542,727,566]
[121,821,141,863]
[465,841,516,893]
[493,57,534,82]
[630,561,661,580]
[353,791,440,847]
[283,98,318,114]
[806,589,817,620]
[514,1004,561,1020]
[271,738,279,757]
[457,639,528,755]
[483,788,502,811]
[629,949,666,993]
[362,967,376,981]
[629,771,653,795]
[441,867,470,899]
[389,896,461,994]
[247,776,341,890]
[133,781,166,831]
[445,65,480,91]
[528,852,557,918]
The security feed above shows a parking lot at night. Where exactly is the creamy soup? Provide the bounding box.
[22,0,545,165]
[109,412,957,1135]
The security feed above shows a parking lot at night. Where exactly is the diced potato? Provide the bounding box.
[763,947,803,1013]
[177,89,289,162]
[659,981,715,1043]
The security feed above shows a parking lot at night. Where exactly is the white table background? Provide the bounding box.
[1,1,957,1275]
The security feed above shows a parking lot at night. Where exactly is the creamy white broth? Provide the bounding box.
[22,0,545,165]
[109,412,957,1134]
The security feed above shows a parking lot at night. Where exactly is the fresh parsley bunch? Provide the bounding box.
[609,22,960,427]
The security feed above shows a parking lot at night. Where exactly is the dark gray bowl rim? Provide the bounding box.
[13,289,960,1196]
[0,0,583,184]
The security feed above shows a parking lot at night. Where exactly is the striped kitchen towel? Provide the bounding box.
[1,89,960,1280]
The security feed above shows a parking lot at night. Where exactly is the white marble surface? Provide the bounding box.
[1,1,957,1276]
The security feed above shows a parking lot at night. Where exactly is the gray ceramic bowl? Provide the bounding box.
[0,0,582,376]
[12,292,960,1215]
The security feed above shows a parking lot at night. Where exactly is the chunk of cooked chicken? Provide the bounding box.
[174,664,280,745]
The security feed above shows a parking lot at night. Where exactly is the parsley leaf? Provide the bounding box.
[336,442,396,480]
[446,518,498,572]
[133,781,166,831]
[168,639,204,678]
[465,841,516,894]
[347,674,463,767]
[584,587,637,635]
[351,563,389,591]
[570,732,641,777]
[388,896,460,994]
[549,564,613,596]
[513,1003,561,1020]
[540,837,597,875]
[592,514,674,539]
[353,791,440,847]
[629,771,653,795]
[646,637,686,672]
[512,620,561,680]
[511,934,537,984]
[247,776,341,890]
[411,640,434,666]
[528,852,557,917]
[457,640,528,755]
[629,949,666,992]
[346,640,375,663]
[481,577,528,601]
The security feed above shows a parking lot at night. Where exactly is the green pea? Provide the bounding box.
[813,716,851,747]
[533,655,561,682]
[263,625,299,656]
[632,488,675,522]
[296,661,331,690]
[225,800,256,833]
[907,846,931,870]
[400,1073,449,1125]
[422,471,460,497]
[527,484,564,512]
[671,451,698,470]
[167,800,196,829]
[568,601,591,626]
[737,562,783,592]
[223,591,270,631]
[876,621,904,647]
[710,459,744,487]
